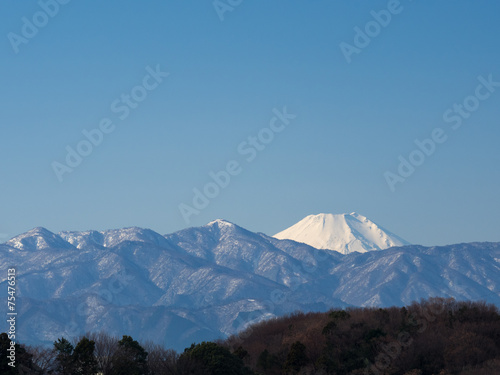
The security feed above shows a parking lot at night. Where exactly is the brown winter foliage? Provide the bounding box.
[224,298,500,375]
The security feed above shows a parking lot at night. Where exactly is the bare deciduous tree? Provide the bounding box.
[25,345,57,374]
[144,341,178,375]
[85,332,118,375]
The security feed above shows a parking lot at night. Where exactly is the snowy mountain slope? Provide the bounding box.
[7,227,76,251]
[326,243,500,306]
[164,220,339,286]
[0,222,499,351]
[274,212,410,254]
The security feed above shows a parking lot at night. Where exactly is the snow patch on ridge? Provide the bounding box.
[206,219,236,228]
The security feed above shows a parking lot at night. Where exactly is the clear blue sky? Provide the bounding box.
[1,0,499,246]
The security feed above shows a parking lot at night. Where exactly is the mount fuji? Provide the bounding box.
[274,212,410,254]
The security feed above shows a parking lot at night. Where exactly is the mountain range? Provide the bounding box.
[0,216,499,351]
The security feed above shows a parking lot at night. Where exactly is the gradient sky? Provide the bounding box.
[1,0,499,246]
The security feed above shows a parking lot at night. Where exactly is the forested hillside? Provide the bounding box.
[226,298,500,374]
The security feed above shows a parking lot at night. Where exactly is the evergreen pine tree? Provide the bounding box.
[54,337,75,375]
[110,335,149,375]
[73,337,98,375]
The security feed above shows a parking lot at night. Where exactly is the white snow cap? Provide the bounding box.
[206,219,235,227]
[273,212,410,254]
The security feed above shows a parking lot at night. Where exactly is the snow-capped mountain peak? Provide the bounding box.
[6,227,75,251]
[202,219,247,239]
[273,213,410,254]
[206,219,236,228]
[59,227,170,249]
